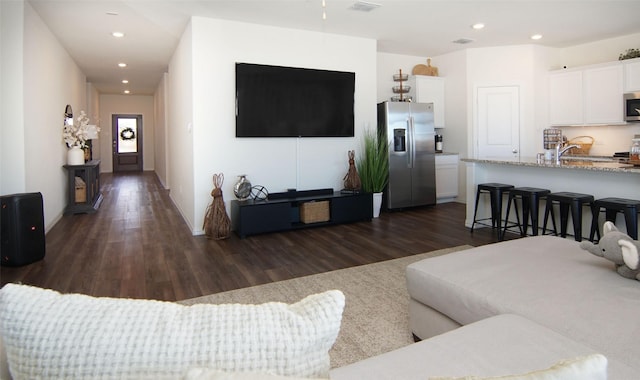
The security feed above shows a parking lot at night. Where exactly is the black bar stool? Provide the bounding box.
[502,187,550,240]
[471,183,514,240]
[589,197,640,241]
[542,192,594,241]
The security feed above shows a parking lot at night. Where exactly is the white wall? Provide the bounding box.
[98,94,156,173]
[20,1,86,231]
[154,73,168,189]
[167,21,195,230]
[1,1,25,196]
[167,17,378,234]
[555,33,640,70]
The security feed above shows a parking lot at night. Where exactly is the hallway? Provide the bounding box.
[1,172,500,301]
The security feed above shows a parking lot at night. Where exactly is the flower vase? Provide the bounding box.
[67,146,85,166]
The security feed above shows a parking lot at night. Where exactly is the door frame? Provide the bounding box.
[112,114,143,172]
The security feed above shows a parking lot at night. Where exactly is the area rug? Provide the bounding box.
[180,245,472,368]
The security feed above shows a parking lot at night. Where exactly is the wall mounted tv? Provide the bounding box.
[235,63,355,138]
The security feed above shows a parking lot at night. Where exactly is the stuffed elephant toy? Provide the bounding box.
[580,221,640,280]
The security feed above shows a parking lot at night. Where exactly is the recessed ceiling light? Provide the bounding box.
[124,90,130,94]
[112,31,125,38]
[106,11,118,16]
[531,34,543,40]
[471,23,485,30]
[118,62,127,68]
[122,79,129,84]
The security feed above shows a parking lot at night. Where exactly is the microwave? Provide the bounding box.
[624,92,640,122]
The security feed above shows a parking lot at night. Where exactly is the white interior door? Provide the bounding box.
[476,86,520,160]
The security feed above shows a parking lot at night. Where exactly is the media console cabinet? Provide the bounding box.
[230,188,373,238]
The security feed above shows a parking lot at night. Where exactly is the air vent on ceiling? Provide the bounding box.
[452,38,475,45]
[349,1,381,12]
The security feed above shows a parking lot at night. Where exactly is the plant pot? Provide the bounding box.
[372,192,383,218]
[67,146,85,166]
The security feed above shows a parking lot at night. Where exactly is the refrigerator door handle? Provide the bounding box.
[407,117,415,168]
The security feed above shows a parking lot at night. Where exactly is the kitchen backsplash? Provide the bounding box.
[559,124,640,156]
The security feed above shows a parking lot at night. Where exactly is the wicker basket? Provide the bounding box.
[300,201,330,224]
[566,136,594,155]
[74,176,86,203]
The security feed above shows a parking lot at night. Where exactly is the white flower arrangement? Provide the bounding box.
[62,110,100,148]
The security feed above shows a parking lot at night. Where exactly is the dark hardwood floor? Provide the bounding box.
[1,172,508,301]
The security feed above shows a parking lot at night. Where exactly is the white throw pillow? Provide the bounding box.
[429,354,607,380]
[0,284,345,380]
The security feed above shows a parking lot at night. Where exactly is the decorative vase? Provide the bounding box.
[233,175,252,200]
[67,146,85,166]
[372,192,383,218]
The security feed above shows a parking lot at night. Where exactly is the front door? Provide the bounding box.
[112,114,143,172]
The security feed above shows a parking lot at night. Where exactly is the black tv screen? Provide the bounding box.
[235,63,355,137]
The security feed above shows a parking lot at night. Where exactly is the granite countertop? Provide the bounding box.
[461,156,640,174]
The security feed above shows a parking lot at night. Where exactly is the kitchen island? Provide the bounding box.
[462,156,640,238]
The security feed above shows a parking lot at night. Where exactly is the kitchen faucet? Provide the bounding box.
[555,142,580,164]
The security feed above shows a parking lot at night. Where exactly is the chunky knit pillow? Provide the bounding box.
[0,284,345,380]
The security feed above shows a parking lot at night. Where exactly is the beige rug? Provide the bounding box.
[180,245,472,368]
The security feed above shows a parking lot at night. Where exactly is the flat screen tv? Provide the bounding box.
[235,63,355,137]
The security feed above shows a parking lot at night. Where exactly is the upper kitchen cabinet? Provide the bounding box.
[549,63,624,126]
[624,58,640,92]
[410,75,446,128]
[549,70,583,125]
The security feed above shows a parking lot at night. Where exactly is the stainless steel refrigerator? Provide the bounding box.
[377,101,436,209]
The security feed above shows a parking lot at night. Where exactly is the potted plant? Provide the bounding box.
[357,128,389,217]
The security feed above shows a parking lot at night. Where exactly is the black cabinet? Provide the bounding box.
[63,160,103,215]
[231,189,372,238]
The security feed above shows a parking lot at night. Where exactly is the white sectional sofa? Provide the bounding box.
[333,235,640,379]
[2,235,637,379]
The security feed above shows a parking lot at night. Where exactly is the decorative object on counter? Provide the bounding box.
[619,48,640,60]
[630,138,640,161]
[543,128,562,149]
[233,175,252,200]
[412,58,439,76]
[203,173,230,240]
[435,135,443,153]
[565,136,594,155]
[250,185,269,201]
[342,150,361,191]
[390,69,411,102]
[357,129,389,218]
[62,105,100,165]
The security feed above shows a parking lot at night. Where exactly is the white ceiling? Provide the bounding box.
[29,0,640,95]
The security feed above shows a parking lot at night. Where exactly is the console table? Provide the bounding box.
[63,160,103,215]
[230,189,373,238]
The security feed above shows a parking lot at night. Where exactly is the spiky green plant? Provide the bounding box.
[356,128,389,193]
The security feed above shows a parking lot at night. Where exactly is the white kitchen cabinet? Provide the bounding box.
[549,70,583,125]
[410,75,445,128]
[584,65,624,124]
[549,63,624,125]
[624,59,640,92]
[435,154,458,203]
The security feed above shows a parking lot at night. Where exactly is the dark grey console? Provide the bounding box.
[230,188,373,238]
[63,160,103,215]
